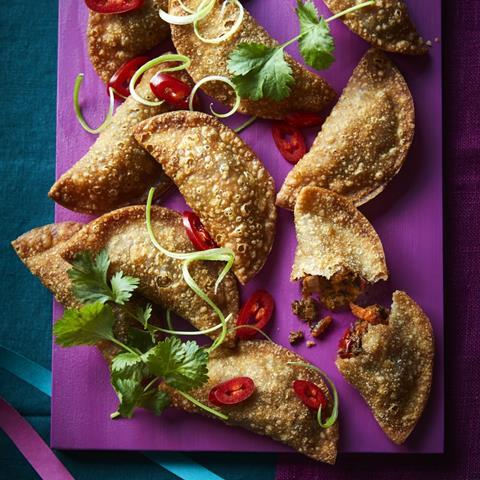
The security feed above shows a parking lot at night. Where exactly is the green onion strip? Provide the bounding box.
[159,0,216,25]
[234,116,257,134]
[325,0,375,23]
[286,361,339,429]
[189,75,241,118]
[129,54,191,107]
[73,73,115,134]
[193,0,244,44]
[145,188,235,350]
[177,389,228,420]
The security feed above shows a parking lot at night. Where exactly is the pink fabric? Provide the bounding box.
[0,398,74,480]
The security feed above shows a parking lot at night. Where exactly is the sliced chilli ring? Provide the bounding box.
[293,379,327,410]
[236,290,274,340]
[182,211,217,251]
[208,376,255,406]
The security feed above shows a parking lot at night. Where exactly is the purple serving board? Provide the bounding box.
[52,0,443,454]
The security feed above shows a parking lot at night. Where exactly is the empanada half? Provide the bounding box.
[49,65,194,215]
[169,0,336,119]
[336,291,434,444]
[162,340,339,463]
[292,187,388,310]
[323,0,428,55]
[134,111,277,285]
[88,0,171,83]
[58,206,239,344]
[277,49,414,210]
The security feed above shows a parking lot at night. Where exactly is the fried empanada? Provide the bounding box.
[134,111,277,284]
[88,0,171,83]
[162,340,339,463]
[323,0,428,55]
[169,0,336,119]
[292,187,388,310]
[58,206,239,344]
[277,49,414,210]
[12,222,84,309]
[49,66,195,215]
[336,291,434,444]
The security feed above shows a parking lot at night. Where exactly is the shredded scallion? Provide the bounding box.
[234,116,257,134]
[177,389,228,420]
[73,73,115,134]
[129,54,191,107]
[189,75,241,118]
[286,361,339,429]
[159,0,216,25]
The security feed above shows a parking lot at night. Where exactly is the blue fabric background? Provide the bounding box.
[0,2,276,478]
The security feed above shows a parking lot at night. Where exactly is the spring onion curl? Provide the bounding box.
[177,389,229,420]
[152,314,231,337]
[325,0,375,23]
[234,116,257,134]
[193,0,244,44]
[73,74,115,134]
[159,0,215,25]
[129,54,191,107]
[232,325,274,343]
[286,361,339,429]
[189,75,241,118]
[177,0,196,13]
[145,188,235,351]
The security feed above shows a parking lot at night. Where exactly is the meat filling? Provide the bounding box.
[338,303,389,359]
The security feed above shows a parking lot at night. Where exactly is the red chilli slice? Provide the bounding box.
[236,290,274,340]
[182,211,217,251]
[283,111,325,129]
[272,122,307,164]
[150,73,192,109]
[107,56,149,99]
[293,380,327,410]
[85,0,144,14]
[209,377,255,406]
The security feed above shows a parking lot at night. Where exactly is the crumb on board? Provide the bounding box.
[306,341,316,348]
[311,316,334,339]
[289,330,304,345]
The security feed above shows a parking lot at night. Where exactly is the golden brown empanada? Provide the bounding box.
[277,49,414,210]
[49,66,195,215]
[12,222,84,309]
[323,0,428,55]
[162,340,339,463]
[58,206,239,344]
[336,291,434,444]
[88,0,171,83]
[292,186,388,310]
[134,111,277,285]
[169,0,336,119]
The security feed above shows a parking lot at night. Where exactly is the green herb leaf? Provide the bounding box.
[228,43,293,101]
[127,327,155,353]
[139,390,171,416]
[68,249,139,305]
[296,0,335,70]
[53,302,116,347]
[111,352,144,377]
[145,337,209,391]
[111,375,144,418]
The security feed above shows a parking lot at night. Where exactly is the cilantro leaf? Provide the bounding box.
[68,249,139,305]
[111,352,144,377]
[145,337,209,391]
[228,43,293,101]
[296,0,335,70]
[139,390,171,416]
[53,302,116,347]
[127,327,155,353]
[111,376,144,418]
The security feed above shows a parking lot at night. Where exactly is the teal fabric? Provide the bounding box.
[0,2,276,478]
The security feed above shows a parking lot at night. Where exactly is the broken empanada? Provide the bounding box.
[277,49,414,210]
[134,111,277,285]
[49,66,194,215]
[292,186,388,310]
[336,291,434,444]
[58,206,239,344]
[88,0,171,83]
[12,222,84,309]
[162,340,339,463]
[323,0,428,55]
[169,0,335,119]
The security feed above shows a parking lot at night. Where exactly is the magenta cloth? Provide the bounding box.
[52,0,445,459]
[276,1,480,479]
[0,398,74,480]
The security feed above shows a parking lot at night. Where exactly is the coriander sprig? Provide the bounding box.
[227,0,374,101]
